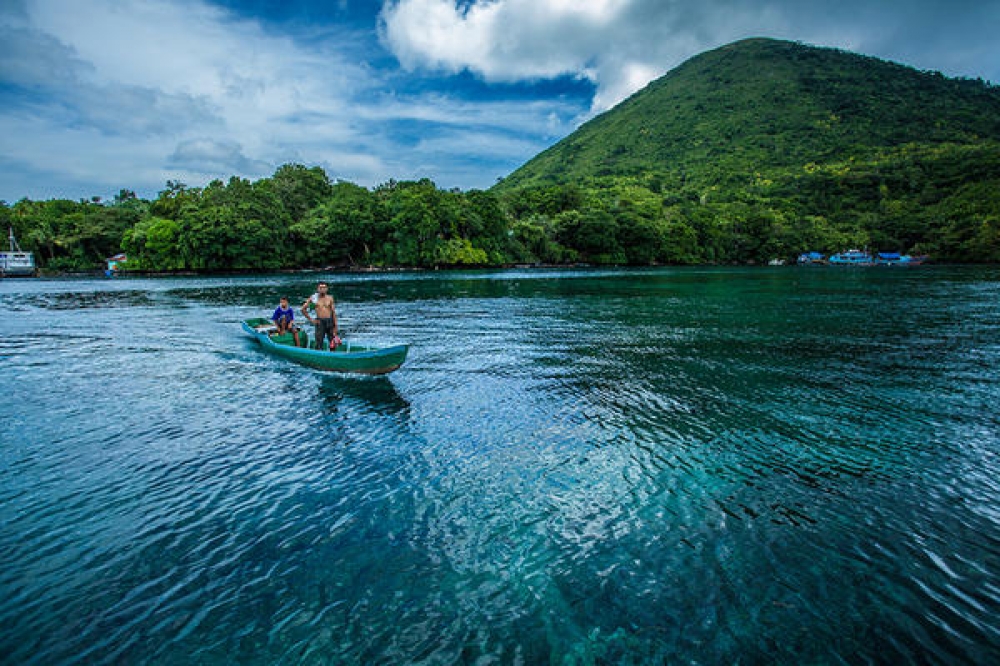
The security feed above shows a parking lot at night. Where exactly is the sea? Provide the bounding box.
[1,266,998,664]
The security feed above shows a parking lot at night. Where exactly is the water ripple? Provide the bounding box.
[2,268,999,663]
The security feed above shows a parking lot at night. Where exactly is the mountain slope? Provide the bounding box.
[492,38,1000,263]
[498,38,1000,190]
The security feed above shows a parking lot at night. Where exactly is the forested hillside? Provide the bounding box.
[3,38,998,271]
[502,38,1000,186]
[496,38,1000,263]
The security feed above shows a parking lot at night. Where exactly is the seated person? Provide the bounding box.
[271,296,300,346]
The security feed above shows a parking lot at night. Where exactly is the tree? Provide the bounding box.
[150,181,199,220]
[270,164,332,222]
[290,182,378,266]
[617,211,665,264]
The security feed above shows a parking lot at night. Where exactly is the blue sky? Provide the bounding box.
[2,0,998,202]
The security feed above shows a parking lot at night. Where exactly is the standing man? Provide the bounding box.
[302,281,339,350]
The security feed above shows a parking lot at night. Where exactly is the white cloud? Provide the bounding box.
[18,0,371,154]
[361,92,580,138]
[0,113,185,197]
[0,0,357,197]
[380,0,629,84]
[168,138,271,176]
[379,0,741,111]
[379,0,1000,114]
[0,0,581,199]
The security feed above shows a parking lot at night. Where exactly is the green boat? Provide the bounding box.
[242,318,408,375]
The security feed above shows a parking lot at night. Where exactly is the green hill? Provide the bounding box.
[496,38,1000,263]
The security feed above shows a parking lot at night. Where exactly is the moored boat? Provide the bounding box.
[828,249,873,266]
[875,252,928,266]
[797,251,826,265]
[1,227,36,277]
[242,318,408,375]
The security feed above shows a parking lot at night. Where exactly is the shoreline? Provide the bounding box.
[22,258,986,279]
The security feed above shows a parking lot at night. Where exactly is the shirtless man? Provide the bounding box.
[302,281,339,350]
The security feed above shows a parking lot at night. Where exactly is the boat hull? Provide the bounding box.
[242,319,408,375]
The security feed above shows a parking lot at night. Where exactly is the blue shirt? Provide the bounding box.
[272,305,295,324]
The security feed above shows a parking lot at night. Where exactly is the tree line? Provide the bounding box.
[2,152,998,273]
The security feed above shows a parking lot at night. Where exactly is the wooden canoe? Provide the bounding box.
[242,318,408,375]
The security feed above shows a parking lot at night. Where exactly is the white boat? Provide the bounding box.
[0,228,36,277]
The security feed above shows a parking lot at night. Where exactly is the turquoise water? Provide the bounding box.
[1,267,999,664]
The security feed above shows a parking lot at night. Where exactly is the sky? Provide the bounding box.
[1,0,998,202]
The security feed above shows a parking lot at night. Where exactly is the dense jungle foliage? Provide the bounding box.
[3,38,998,271]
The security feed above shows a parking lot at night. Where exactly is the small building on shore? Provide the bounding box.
[106,253,128,275]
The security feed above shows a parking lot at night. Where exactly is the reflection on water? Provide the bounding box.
[1,267,999,664]
[317,375,411,417]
